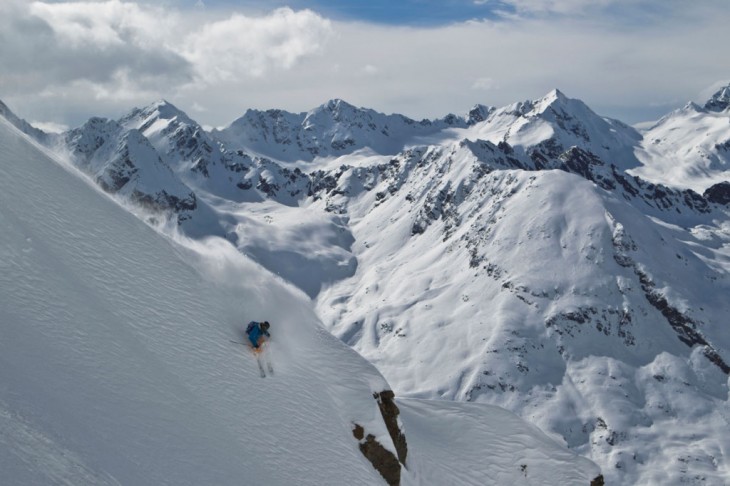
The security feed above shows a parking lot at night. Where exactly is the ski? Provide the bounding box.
[255,354,266,378]
[230,339,268,377]
[260,343,274,375]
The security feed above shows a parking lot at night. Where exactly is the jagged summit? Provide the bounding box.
[121,99,195,130]
[466,104,494,125]
[544,88,568,101]
[533,88,590,114]
[319,98,357,112]
[213,98,437,161]
[148,99,189,119]
[704,83,730,112]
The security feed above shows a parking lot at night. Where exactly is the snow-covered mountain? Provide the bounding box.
[313,142,730,485]
[634,84,730,194]
[0,108,602,484]
[61,117,197,215]
[457,89,643,171]
[4,86,730,485]
[212,98,468,162]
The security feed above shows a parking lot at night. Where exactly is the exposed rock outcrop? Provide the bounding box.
[352,390,408,486]
[591,474,605,486]
[352,424,401,486]
[703,181,730,205]
[373,391,408,465]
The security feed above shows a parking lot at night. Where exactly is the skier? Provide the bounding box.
[245,321,271,350]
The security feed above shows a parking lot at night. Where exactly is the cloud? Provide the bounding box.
[498,0,625,16]
[2,0,728,130]
[472,77,499,91]
[0,2,332,102]
[491,0,730,22]
[0,0,191,98]
[181,8,332,82]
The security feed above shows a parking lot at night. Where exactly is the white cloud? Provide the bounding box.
[181,8,332,82]
[2,0,729,129]
[28,0,174,49]
[0,0,191,97]
[493,0,730,21]
[472,77,499,91]
[500,0,623,15]
[1,2,332,107]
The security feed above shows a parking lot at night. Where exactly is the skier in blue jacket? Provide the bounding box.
[246,321,271,349]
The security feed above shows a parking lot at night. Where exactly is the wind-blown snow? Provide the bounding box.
[0,112,599,484]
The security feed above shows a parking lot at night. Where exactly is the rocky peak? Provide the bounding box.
[704,84,730,112]
[466,104,494,125]
[533,88,584,114]
[322,98,356,114]
[120,99,195,133]
[306,98,376,125]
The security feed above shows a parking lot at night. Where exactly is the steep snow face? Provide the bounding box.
[313,142,730,485]
[0,114,601,486]
[634,95,730,193]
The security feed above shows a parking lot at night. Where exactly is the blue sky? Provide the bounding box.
[194,0,505,25]
[1,0,729,129]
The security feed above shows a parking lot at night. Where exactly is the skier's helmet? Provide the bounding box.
[262,321,270,330]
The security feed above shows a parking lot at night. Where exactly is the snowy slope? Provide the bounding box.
[634,84,730,193]
[0,114,600,484]
[0,114,393,485]
[10,87,730,485]
[312,138,730,484]
[399,398,601,485]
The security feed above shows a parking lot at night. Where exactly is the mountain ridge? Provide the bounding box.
[3,88,730,484]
